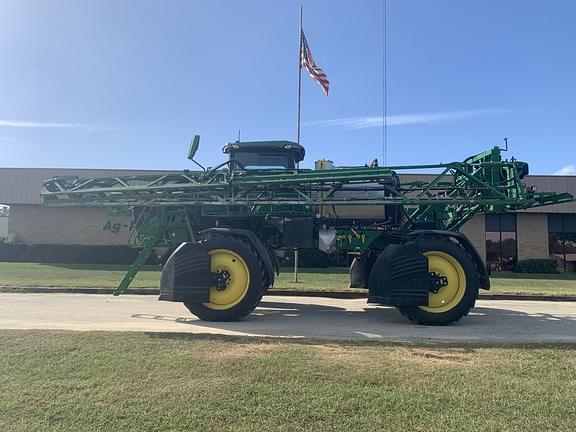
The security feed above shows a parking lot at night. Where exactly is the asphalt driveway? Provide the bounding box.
[0,293,574,343]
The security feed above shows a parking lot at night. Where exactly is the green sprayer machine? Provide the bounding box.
[41,137,572,325]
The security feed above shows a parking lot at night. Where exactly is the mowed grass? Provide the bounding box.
[0,331,575,432]
[1,262,576,296]
[0,262,162,289]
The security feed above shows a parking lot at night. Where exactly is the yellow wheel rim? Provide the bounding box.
[203,249,250,310]
[419,251,466,314]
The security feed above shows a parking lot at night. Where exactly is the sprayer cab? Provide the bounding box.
[222,140,305,170]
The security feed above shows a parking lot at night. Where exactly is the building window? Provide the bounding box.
[548,214,576,272]
[485,214,517,272]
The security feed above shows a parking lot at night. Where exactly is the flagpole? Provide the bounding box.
[294,5,303,283]
[296,5,303,144]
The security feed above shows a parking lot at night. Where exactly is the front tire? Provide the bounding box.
[398,238,479,325]
[184,235,266,321]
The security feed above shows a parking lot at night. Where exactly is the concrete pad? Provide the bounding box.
[0,293,574,344]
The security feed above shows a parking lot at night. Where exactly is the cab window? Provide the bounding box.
[232,151,295,170]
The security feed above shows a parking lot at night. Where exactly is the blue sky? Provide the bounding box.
[0,0,575,174]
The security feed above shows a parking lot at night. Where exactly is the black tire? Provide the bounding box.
[260,262,273,295]
[398,238,479,325]
[184,235,267,321]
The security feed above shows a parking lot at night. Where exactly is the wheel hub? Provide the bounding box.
[212,269,231,290]
[428,271,448,293]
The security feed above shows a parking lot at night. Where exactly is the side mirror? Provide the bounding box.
[187,135,206,171]
[188,135,200,161]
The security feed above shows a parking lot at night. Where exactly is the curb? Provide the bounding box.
[1,286,575,302]
[0,286,155,295]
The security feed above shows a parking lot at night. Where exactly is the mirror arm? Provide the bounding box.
[191,159,206,172]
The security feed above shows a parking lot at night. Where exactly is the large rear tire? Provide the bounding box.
[184,235,267,321]
[398,238,479,325]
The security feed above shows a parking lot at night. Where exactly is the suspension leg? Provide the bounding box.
[114,238,157,296]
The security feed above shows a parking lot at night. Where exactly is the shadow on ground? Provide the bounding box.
[132,299,576,343]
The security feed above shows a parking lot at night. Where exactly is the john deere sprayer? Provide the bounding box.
[41,137,572,325]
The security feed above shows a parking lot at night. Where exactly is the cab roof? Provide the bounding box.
[222,140,305,162]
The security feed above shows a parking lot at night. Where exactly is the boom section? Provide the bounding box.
[41,147,572,231]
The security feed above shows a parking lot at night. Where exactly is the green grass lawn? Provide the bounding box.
[0,331,574,432]
[1,262,576,296]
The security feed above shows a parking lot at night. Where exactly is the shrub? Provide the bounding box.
[0,243,27,261]
[0,243,161,265]
[515,259,558,274]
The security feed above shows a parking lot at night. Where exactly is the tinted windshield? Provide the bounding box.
[232,151,295,170]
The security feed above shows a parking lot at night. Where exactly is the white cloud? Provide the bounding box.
[304,109,510,129]
[0,119,89,129]
[553,165,576,175]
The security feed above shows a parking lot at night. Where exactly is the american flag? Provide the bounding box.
[300,30,329,96]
